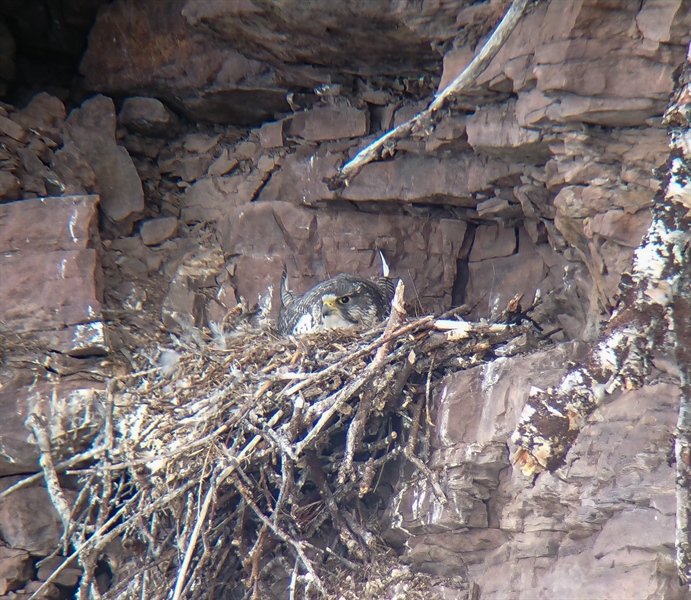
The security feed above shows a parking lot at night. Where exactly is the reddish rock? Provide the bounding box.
[50,142,98,196]
[583,207,652,248]
[0,170,20,201]
[10,93,66,137]
[0,195,106,355]
[439,0,687,128]
[159,153,212,183]
[0,115,26,143]
[161,248,225,329]
[535,50,675,102]
[475,197,522,220]
[464,228,563,320]
[0,479,76,554]
[466,100,548,163]
[0,545,33,593]
[0,367,106,475]
[207,148,238,177]
[636,0,691,43]
[119,96,179,137]
[386,328,681,597]
[140,217,178,246]
[0,194,98,253]
[343,153,525,206]
[0,244,102,336]
[232,138,261,161]
[17,147,47,178]
[182,133,220,154]
[180,172,265,223]
[21,580,61,599]
[257,149,339,205]
[592,508,674,559]
[181,0,449,84]
[36,556,82,587]
[438,47,474,93]
[468,225,517,262]
[392,100,427,128]
[424,115,469,153]
[548,94,666,128]
[80,0,289,124]
[287,105,369,141]
[65,95,144,233]
[258,120,285,148]
[217,201,467,317]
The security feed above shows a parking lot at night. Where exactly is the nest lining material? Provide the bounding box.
[25,283,542,600]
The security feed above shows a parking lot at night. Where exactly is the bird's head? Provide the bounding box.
[320,284,377,330]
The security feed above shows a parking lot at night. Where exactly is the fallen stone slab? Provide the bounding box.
[0,477,77,554]
[140,216,178,246]
[287,105,369,141]
[0,544,33,593]
[118,96,179,137]
[0,115,27,143]
[65,95,144,234]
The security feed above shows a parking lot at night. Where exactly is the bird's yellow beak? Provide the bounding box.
[322,295,338,317]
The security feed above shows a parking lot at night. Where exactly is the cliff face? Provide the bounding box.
[0,1,688,598]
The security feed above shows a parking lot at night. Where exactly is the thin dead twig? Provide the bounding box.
[234,467,326,596]
[0,445,106,500]
[338,282,407,484]
[330,0,533,187]
[27,413,72,532]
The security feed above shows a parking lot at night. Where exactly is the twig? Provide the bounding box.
[78,381,117,600]
[330,0,532,186]
[28,489,145,600]
[289,558,299,600]
[0,445,106,500]
[338,282,406,483]
[404,396,447,504]
[27,413,72,532]
[305,451,361,557]
[171,410,286,599]
[171,471,219,600]
[281,312,437,400]
[234,468,327,596]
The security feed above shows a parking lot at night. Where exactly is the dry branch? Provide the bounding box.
[328,0,533,188]
[668,63,691,588]
[27,413,73,532]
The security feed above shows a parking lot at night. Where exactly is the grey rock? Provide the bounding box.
[118,96,179,137]
[65,95,144,234]
[0,478,75,554]
[140,217,178,246]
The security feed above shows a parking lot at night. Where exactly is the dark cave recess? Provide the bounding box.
[0,0,107,105]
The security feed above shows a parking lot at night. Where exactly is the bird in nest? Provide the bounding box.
[278,251,396,336]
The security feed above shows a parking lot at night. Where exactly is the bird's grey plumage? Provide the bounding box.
[278,272,396,336]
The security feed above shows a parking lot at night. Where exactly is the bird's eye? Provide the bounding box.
[338,296,350,305]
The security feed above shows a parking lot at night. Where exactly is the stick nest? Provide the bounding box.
[31,287,544,600]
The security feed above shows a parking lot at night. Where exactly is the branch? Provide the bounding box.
[27,414,72,532]
[328,0,532,188]
[667,65,691,588]
[0,445,106,501]
[338,281,406,483]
